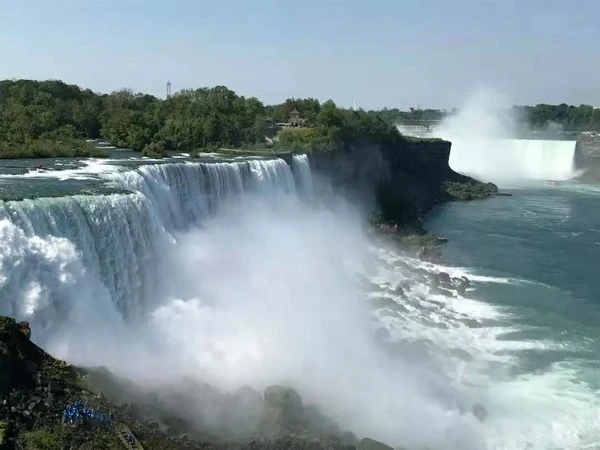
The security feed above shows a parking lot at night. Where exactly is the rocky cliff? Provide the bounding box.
[306,138,497,227]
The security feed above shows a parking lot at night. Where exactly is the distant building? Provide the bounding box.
[289,109,302,126]
[288,108,307,127]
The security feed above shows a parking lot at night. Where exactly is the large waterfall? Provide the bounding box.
[0,158,306,330]
[448,138,581,182]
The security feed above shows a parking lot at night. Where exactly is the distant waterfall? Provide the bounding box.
[448,138,581,182]
[0,157,306,330]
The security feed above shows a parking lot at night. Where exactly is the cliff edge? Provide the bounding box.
[307,137,497,227]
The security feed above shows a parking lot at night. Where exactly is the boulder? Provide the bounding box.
[358,437,395,450]
[462,318,482,328]
[418,246,441,262]
[436,272,451,283]
[450,277,468,295]
[371,297,408,313]
[260,385,304,437]
[431,286,454,298]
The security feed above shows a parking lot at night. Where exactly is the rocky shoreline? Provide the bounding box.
[0,316,399,450]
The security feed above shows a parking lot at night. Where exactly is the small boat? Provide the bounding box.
[545,180,557,186]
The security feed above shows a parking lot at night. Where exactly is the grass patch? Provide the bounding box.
[276,127,342,153]
[19,429,65,450]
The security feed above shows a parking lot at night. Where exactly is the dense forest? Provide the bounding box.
[2,79,600,159]
[0,79,405,158]
[369,108,450,125]
[511,104,600,131]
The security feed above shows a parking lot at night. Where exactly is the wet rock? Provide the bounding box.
[418,246,442,262]
[393,284,404,297]
[358,437,395,450]
[431,286,454,298]
[371,296,408,313]
[462,318,482,328]
[260,385,304,436]
[437,272,451,283]
[473,403,488,423]
[18,321,31,340]
[450,276,471,296]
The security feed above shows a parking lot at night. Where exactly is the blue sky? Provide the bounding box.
[1,0,599,109]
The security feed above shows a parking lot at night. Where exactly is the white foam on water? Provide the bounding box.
[0,158,124,180]
[370,244,600,449]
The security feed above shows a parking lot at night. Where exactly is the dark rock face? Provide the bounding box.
[436,272,451,283]
[308,139,494,228]
[260,386,304,437]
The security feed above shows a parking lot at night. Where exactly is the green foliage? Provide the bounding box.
[369,107,448,125]
[0,79,441,158]
[443,181,496,201]
[512,103,600,131]
[277,127,340,153]
[0,139,107,159]
[142,140,167,158]
[265,97,321,124]
[276,101,409,153]
[20,429,65,450]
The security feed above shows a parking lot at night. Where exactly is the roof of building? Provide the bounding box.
[290,109,300,115]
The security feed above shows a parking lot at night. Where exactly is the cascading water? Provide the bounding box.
[448,138,581,182]
[291,154,314,199]
[0,158,299,331]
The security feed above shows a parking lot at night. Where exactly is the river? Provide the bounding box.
[426,181,600,449]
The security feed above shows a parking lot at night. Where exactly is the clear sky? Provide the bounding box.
[1,0,598,109]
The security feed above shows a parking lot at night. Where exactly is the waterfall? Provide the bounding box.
[291,154,314,199]
[448,138,581,182]
[0,156,304,333]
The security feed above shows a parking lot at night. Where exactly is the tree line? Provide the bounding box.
[511,104,600,132]
[2,79,599,159]
[372,104,600,132]
[0,79,407,158]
